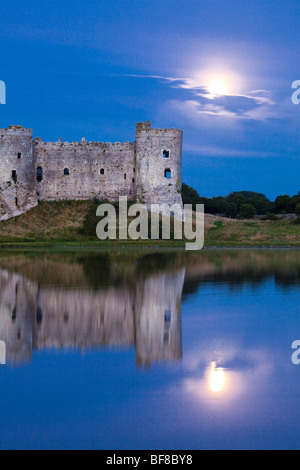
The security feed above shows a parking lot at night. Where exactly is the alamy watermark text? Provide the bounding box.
[96,197,204,251]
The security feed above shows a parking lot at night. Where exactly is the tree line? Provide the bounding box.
[182,184,300,219]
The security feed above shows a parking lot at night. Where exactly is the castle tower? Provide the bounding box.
[135,121,183,211]
[0,126,37,221]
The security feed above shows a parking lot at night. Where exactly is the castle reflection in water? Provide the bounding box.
[0,255,185,367]
[2,249,300,368]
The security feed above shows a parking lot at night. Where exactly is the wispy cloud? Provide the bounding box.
[183,143,279,158]
[124,73,278,122]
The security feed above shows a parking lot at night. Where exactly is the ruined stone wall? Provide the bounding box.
[136,121,183,211]
[34,138,137,202]
[0,126,37,221]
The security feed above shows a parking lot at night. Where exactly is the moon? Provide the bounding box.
[193,67,243,97]
[208,78,229,96]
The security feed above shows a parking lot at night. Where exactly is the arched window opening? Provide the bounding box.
[64,168,70,176]
[165,169,171,179]
[100,168,105,176]
[12,170,17,181]
[163,150,170,159]
[132,178,135,183]
[124,173,127,180]
[17,152,21,159]
[37,167,43,182]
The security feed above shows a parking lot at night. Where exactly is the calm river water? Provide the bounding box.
[0,249,300,450]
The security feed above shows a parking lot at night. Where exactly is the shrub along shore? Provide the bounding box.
[182,184,300,220]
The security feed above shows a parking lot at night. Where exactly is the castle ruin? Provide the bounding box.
[0,121,183,221]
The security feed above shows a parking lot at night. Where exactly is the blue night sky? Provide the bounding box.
[1,0,300,200]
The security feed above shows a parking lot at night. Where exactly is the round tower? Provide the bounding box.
[0,126,37,221]
[135,121,183,210]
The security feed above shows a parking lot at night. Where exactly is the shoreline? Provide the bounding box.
[1,242,300,251]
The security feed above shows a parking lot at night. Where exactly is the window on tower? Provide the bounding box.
[164,169,171,179]
[37,167,43,182]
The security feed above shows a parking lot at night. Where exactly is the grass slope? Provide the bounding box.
[0,200,299,247]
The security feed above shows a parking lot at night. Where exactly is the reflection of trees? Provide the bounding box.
[1,249,300,291]
[183,253,300,295]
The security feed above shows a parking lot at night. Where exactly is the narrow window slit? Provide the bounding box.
[164,169,171,179]
[37,167,43,182]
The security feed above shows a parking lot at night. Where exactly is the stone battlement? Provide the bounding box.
[0,126,33,136]
[136,121,183,136]
[33,138,134,148]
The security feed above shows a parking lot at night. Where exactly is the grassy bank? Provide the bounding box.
[0,200,299,247]
[205,217,300,247]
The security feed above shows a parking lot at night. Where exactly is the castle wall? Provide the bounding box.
[34,139,137,202]
[0,126,37,221]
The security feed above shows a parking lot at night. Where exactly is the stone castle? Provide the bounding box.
[0,121,183,221]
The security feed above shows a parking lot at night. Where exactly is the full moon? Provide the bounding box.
[208,78,229,96]
[193,66,243,97]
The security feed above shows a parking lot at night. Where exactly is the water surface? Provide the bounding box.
[0,249,300,450]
